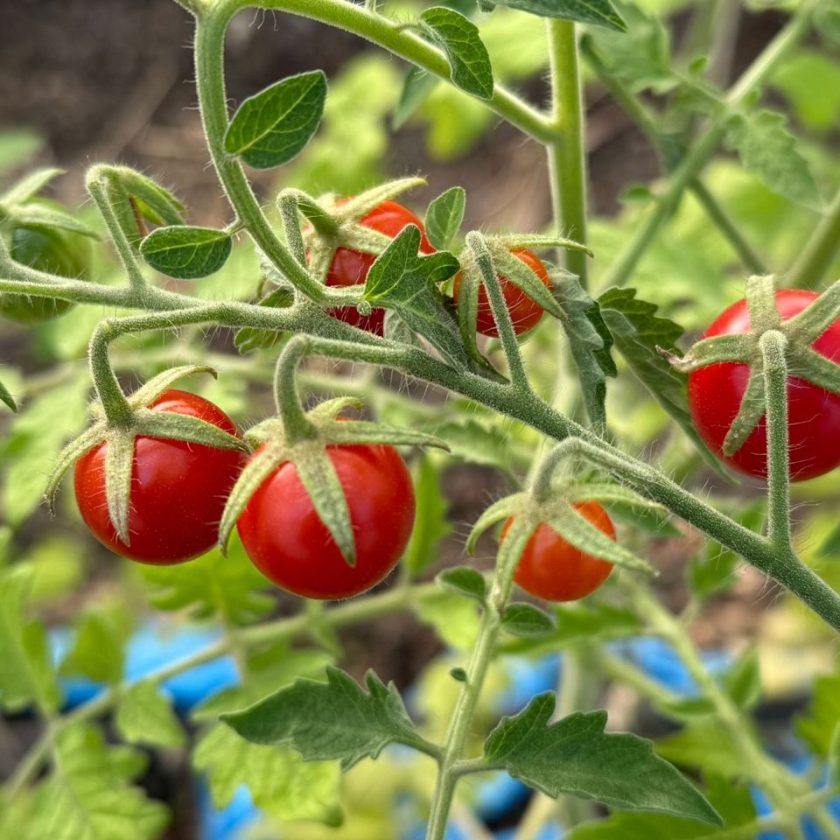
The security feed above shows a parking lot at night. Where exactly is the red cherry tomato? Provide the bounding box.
[453,248,550,338]
[688,290,840,481]
[74,390,244,564]
[237,442,416,599]
[326,200,434,336]
[503,501,616,602]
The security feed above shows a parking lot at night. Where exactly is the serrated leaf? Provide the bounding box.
[795,668,840,758]
[599,288,718,465]
[425,186,466,250]
[222,667,432,769]
[60,606,130,686]
[194,723,342,825]
[484,696,721,823]
[724,110,820,208]
[0,567,61,713]
[393,67,438,130]
[405,457,451,574]
[502,602,557,637]
[115,683,186,749]
[552,269,616,433]
[364,225,467,368]
[438,566,487,602]
[483,0,625,30]
[420,7,494,99]
[140,537,274,625]
[422,418,515,474]
[34,724,168,840]
[225,71,327,169]
[139,225,232,279]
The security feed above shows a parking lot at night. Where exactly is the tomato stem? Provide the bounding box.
[272,337,319,442]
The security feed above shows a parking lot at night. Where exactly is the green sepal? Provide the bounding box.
[126,365,220,409]
[489,244,565,320]
[338,224,395,255]
[466,493,530,554]
[721,370,765,457]
[306,397,366,422]
[666,334,752,373]
[218,444,285,553]
[331,178,426,223]
[104,429,137,545]
[294,440,358,566]
[563,482,669,515]
[786,279,840,343]
[491,233,592,257]
[455,261,486,365]
[540,500,654,575]
[44,424,107,514]
[793,347,840,395]
[319,419,449,451]
[133,409,247,452]
[1,167,65,206]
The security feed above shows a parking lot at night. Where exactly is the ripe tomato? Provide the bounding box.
[503,501,616,602]
[237,442,416,599]
[1,224,90,323]
[453,248,550,337]
[688,290,840,481]
[326,200,434,336]
[74,390,244,564]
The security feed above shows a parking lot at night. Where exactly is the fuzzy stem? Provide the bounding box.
[273,337,319,441]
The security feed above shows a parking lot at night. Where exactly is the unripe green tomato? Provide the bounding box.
[1,225,91,323]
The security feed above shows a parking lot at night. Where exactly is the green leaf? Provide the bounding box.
[422,417,515,474]
[139,225,232,279]
[795,668,840,758]
[724,110,820,209]
[425,186,466,250]
[723,649,761,711]
[106,167,186,228]
[0,377,17,412]
[438,566,487,602]
[115,683,186,749]
[393,67,438,129]
[484,696,721,823]
[7,202,98,238]
[820,520,840,558]
[0,566,61,713]
[483,0,625,30]
[599,288,719,465]
[225,70,327,169]
[656,721,752,780]
[1,377,89,527]
[140,537,274,625]
[552,269,616,433]
[414,589,481,650]
[502,603,642,655]
[420,7,494,100]
[60,606,130,686]
[33,723,168,840]
[773,51,840,132]
[194,723,342,825]
[222,667,432,770]
[364,225,467,368]
[501,602,557,637]
[405,457,452,574]
[567,775,756,839]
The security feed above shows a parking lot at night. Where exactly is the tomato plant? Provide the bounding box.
[1,0,840,838]
[454,247,550,337]
[505,501,615,602]
[74,390,244,564]
[325,199,434,335]
[237,441,415,599]
[689,290,840,481]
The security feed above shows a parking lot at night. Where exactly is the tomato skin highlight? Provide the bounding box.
[325,200,434,336]
[453,248,550,338]
[688,290,840,481]
[237,442,416,600]
[74,390,244,565]
[504,501,616,602]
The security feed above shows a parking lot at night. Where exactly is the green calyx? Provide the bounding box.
[667,276,840,456]
[45,366,247,544]
[218,395,449,566]
[276,178,427,312]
